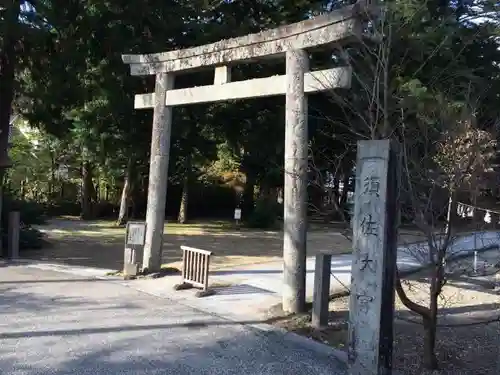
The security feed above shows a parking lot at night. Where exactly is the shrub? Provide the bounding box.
[44,199,81,217]
[245,196,280,229]
[94,201,118,219]
[0,224,47,253]
[2,196,47,226]
[0,196,48,255]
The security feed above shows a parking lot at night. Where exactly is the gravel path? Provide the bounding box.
[0,263,349,375]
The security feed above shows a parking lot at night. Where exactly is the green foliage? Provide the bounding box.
[1,224,47,254]
[44,199,82,217]
[3,0,499,226]
[0,195,48,253]
[166,183,237,219]
[245,196,280,229]
[19,226,47,250]
[7,118,77,203]
[2,195,46,226]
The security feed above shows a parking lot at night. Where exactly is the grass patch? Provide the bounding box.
[166,220,234,232]
[44,218,237,237]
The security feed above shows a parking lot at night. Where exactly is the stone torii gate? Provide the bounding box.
[122,4,363,313]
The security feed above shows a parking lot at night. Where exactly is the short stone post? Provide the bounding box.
[348,140,399,375]
[312,253,332,328]
[8,211,20,260]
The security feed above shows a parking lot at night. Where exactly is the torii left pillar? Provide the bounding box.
[142,72,174,273]
[283,49,309,313]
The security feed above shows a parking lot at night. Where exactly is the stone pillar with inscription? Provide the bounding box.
[348,140,399,375]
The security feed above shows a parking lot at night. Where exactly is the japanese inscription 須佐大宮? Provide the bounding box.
[360,213,378,236]
[359,174,381,237]
[363,175,380,197]
[359,253,375,272]
[356,292,375,313]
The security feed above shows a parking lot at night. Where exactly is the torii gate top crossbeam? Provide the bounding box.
[122,4,362,76]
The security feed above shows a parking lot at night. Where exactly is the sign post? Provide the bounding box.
[123,221,147,279]
[234,208,242,228]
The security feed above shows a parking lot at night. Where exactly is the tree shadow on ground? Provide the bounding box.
[0,318,348,375]
[0,277,110,284]
[0,284,143,317]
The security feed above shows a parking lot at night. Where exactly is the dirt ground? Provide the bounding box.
[27,218,426,271]
[273,272,500,375]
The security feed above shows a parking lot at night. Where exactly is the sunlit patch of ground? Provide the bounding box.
[29,218,425,273]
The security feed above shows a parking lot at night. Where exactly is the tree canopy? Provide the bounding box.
[0,0,498,224]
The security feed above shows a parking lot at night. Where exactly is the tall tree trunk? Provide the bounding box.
[95,182,100,202]
[395,270,439,369]
[242,173,255,218]
[117,158,134,226]
[21,179,26,199]
[0,0,20,171]
[339,173,350,220]
[259,181,271,199]
[445,190,458,233]
[131,183,141,219]
[333,176,340,204]
[49,152,55,198]
[339,173,349,207]
[0,169,4,256]
[423,280,439,370]
[177,158,190,224]
[0,1,21,248]
[81,161,94,220]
